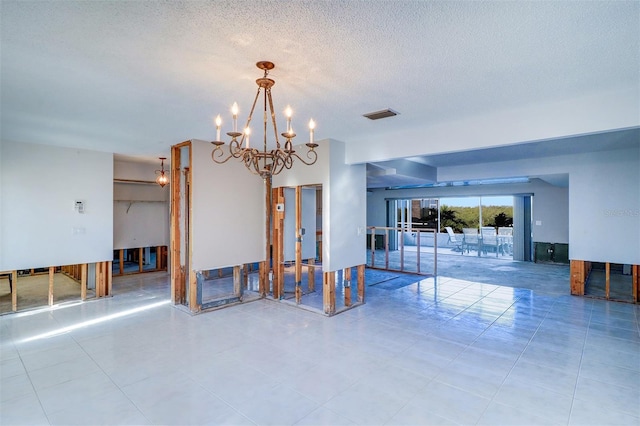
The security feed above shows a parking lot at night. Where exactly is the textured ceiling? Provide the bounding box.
[1,1,639,178]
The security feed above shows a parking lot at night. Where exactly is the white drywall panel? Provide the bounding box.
[326,141,367,271]
[531,185,568,244]
[1,141,113,270]
[569,148,639,264]
[0,140,3,267]
[190,139,264,271]
[113,200,168,249]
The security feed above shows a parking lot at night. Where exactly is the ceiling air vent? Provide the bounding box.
[363,108,399,120]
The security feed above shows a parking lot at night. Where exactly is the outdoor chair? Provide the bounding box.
[462,228,479,254]
[498,227,513,255]
[445,227,463,253]
[481,227,500,257]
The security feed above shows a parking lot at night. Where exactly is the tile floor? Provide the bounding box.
[1,267,639,425]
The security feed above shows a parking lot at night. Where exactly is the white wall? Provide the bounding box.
[1,141,113,270]
[0,140,3,267]
[327,141,367,271]
[570,148,639,264]
[113,160,169,249]
[190,139,264,271]
[274,139,366,272]
[346,88,639,164]
[532,185,568,244]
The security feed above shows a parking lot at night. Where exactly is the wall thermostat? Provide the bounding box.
[75,200,85,213]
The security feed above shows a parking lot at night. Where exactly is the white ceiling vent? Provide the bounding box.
[363,109,399,120]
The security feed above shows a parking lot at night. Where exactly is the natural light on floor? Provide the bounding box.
[19,299,170,343]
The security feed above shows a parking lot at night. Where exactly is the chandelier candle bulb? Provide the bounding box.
[215,115,222,141]
[309,119,316,144]
[285,105,293,134]
[245,127,251,148]
[231,102,239,133]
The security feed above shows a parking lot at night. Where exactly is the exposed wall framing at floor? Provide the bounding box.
[570,259,639,303]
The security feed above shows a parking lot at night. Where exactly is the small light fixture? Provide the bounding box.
[155,157,169,187]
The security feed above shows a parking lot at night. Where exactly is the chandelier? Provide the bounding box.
[211,61,318,180]
[155,157,169,187]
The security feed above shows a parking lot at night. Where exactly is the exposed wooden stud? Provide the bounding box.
[261,176,273,298]
[11,270,18,312]
[308,258,315,292]
[295,186,302,304]
[322,271,336,315]
[189,268,199,313]
[344,267,352,307]
[156,246,161,270]
[632,264,638,303]
[96,262,103,297]
[605,262,610,300]
[233,265,243,300]
[259,261,266,295]
[48,266,54,306]
[138,247,144,272]
[107,261,113,296]
[81,264,87,300]
[272,187,285,299]
[117,249,123,275]
[316,231,322,262]
[357,264,365,303]
[570,260,586,296]
[271,187,279,298]
[170,144,182,304]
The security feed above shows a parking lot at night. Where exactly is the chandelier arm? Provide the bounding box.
[228,138,247,159]
[242,86,262,146]
[266,87,281,149]
[271,153,287,176]
[287,149,318,166]
[211,146,236,164]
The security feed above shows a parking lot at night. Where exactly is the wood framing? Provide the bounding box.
[188,268,198,313]
[272,187,284,299]
[81,263,87,300]
[12,270,18,312]
[570,260,589,296]
[48,266,54,306]
[138,247,144,272]
[344,267,352,307]
[261,176,273,298]
[308,258,315,292]
[233,265,243,299]
[323,271,336,315]
[357,264,365,303]
[633,264,638,303]
[107,261,113,296]
[170,141,192,306]
[295,186,302,304]
[605,262,610,300]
